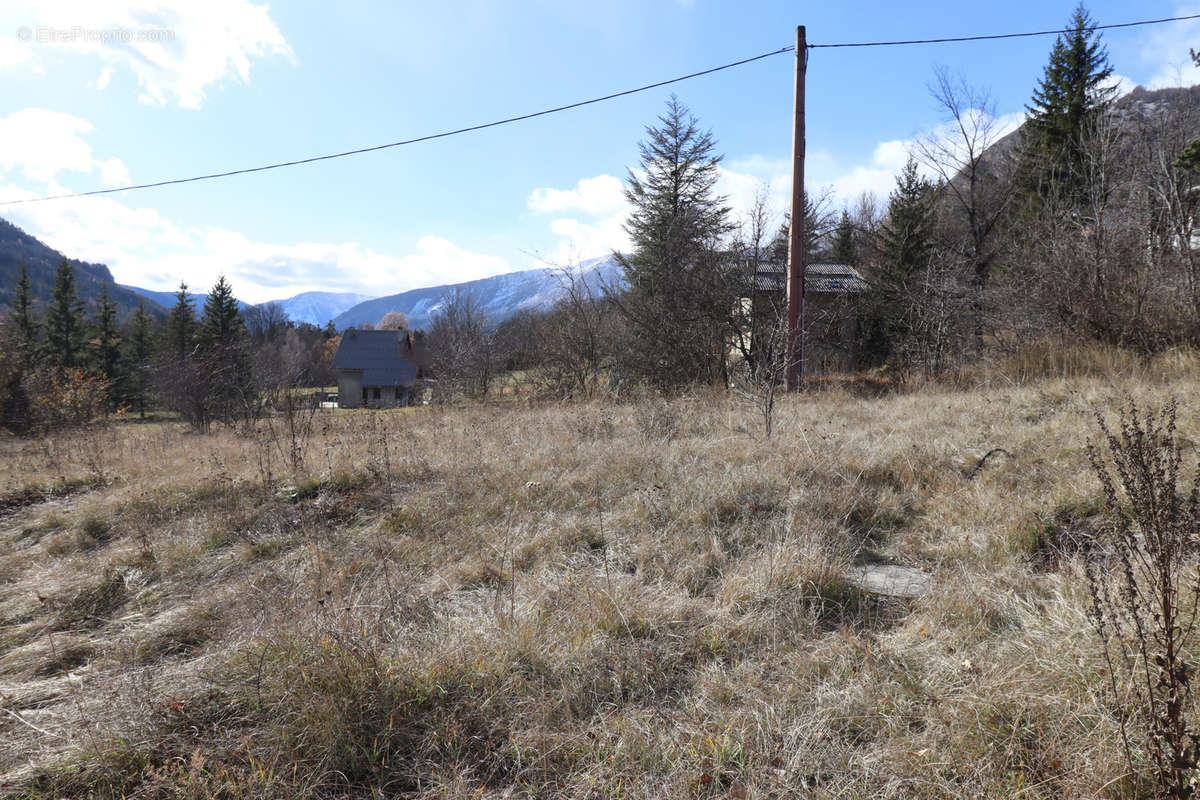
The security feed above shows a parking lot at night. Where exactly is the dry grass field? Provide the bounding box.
[1,348,1198,798]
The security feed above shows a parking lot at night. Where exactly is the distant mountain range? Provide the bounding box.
[330,254,624,332]
[120,284,251,315]
[266,291,370,327]
[0,214,624,332]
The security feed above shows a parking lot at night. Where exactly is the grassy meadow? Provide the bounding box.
[1,348,1199,798]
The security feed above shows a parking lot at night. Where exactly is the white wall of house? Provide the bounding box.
[336,371,363,409]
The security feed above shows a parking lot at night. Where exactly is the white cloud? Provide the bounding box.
[0,108,129,185]
[1134,6,1200,90]
[97,157,130,186]
[0,105,519,302]
[527,174,626,216]
[2,0,292,108]
[3,185,517,303]
[718,155,791,221]
[1102,72,1137,99]
[0,36,32,69]
[803,108,1026,207]
[527,174,632,264]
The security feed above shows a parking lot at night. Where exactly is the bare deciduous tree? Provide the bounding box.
[428,287,494,402]
[534,264,613,400]
[914,68,1017,352]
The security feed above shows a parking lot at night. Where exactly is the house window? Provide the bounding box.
[361,387,367,402]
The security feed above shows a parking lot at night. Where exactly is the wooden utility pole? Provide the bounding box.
[785,25,807,391]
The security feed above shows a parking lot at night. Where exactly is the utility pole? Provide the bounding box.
[785,25,807,391]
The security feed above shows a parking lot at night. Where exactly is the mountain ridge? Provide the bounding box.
[330,255,623,332]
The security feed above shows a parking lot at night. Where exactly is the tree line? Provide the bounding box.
[425,6,1200,402]
[1,261,339,433]
[5,4,1199,423]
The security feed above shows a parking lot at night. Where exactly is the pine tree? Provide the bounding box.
[616,96,732,387]
[198,275,250,423]
[863,158,936,364]
[91,285,121,387]
[1021,4,1116,207]
[10,261,40,367]
[830,210,857,265]
[44,259,85,368]
[879,158,935,281]
[165,281,196,360]
[198,275,246,350]
[123,300,155,417]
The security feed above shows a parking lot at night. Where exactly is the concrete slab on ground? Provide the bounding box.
[847,563,929,598]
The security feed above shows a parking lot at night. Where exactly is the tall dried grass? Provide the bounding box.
[0,362,1197,797]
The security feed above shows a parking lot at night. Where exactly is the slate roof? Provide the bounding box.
[332,330,418,387]
[740,262,868,296]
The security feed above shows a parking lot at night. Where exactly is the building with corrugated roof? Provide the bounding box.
[740,260,868,375]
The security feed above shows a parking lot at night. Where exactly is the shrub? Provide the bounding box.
[23,367,111,432]
[1084,399,1200,799]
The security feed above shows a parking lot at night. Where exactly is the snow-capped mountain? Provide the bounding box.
[263,291,371,327]
[331,254,624,332]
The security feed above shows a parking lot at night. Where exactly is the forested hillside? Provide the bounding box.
[0,217,160,320]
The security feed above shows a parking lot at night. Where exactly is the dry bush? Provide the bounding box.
[23,367,111,433]
[1085,400,1200,799]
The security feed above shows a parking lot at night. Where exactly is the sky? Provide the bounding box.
[0,0,1198,304]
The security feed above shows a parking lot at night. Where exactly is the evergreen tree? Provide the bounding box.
[1020,4,1116,207]
[123,300,155,417]
[830,210,857,265]
[616,96,732,387]
[91,285,121,387]
[198,275,246,350]
[1174,49,1200,172]
[44,259,85,368]
[198,275,251,423]
[769,195,828,265]
[165,281,196,359]
[863,158,936,364]
[10,261,40,367]
[879,159,935,281]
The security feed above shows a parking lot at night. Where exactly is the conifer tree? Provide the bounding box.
[879,158,935,282]
[830,210,857,265]
[616,96,732,387]
[1020,4,1116,207]
[198,275,251,423]
[10,261,40,367]
[198,275,246,350]
[165,281,196,359]
[44,259,85,368]
[91,285,121,386]
[123,300,155,416]
[863,158,936,363]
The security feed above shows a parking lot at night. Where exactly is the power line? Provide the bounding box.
[808,13,1200,48]
[3,11,1198,207]
[0,46,793,207]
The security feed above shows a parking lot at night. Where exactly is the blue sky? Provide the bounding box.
[1,0,1198,303]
